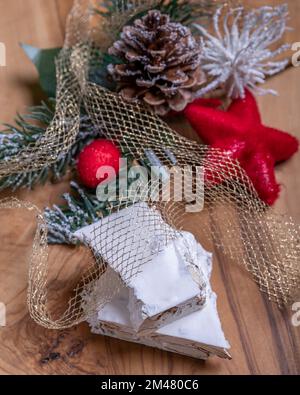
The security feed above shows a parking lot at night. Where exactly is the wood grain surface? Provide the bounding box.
[0,0,299,375]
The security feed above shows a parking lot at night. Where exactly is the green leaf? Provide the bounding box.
[89,50,120,90]
[21,43,62,98]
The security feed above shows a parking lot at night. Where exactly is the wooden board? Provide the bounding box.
[0,0,299,375]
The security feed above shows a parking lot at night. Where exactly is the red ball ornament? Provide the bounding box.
[77,139,121,189]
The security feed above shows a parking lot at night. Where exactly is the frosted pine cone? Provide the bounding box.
[107,10,206,116]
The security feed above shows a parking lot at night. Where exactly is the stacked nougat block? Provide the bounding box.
[75,203,230,361]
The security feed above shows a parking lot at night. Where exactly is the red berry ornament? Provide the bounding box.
[77,139,121,188]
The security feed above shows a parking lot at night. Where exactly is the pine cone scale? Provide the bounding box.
[144,92,166,106]
[136,78,157,88]
[149,49,167,58]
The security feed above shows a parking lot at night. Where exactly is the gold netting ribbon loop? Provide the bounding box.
[0,1,299,329]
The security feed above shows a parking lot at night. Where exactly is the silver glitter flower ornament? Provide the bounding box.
[194,5,290,99]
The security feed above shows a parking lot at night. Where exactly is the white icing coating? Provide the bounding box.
[157,294,229,349]
[128,238,201,318]
[98,289,130,326]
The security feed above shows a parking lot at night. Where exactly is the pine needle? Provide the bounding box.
[0,100,100,191]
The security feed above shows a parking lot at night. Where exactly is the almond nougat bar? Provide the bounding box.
[87,285,231,361]
[75,203,210,333]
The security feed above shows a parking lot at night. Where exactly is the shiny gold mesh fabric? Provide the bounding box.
[0,0,299,330]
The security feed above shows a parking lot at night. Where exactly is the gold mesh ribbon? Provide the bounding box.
[0,0,299,330]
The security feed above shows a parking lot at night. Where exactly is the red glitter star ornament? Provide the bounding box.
[184,90,299,205]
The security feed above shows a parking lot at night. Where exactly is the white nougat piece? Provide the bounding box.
[75,203,210,333]
[127,232,210,333]
[88,286,231,360]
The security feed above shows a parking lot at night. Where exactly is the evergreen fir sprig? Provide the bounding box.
[159,0,218,26]
[95,0,157,21]
[0,101,100,191]
[44,181,104,245]
[45,158,135,245]
[97,0,219,33]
